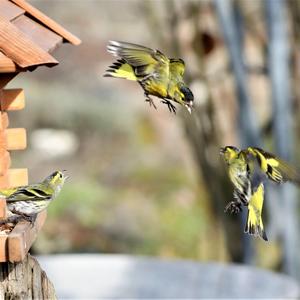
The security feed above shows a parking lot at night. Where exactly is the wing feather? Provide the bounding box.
[247,147,300,184]
[107,40,169,68]
[7,188,51,202]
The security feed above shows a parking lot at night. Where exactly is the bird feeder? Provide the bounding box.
[0,0,80,266]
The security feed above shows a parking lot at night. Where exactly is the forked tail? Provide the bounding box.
[244,183,268,241]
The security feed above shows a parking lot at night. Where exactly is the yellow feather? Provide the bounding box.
[245,183,268,241]
[105,63,137,81]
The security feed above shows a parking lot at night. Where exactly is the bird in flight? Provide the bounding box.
[104,41,194,114]
[220,146,300,241]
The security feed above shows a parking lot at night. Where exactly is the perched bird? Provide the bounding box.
[220,146,300,241]
[1,171,67,223]
[104,40,194,114]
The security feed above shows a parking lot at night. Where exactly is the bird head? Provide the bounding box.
[179,86,194,114]
[43,170,68,190]
[220,146,240,164]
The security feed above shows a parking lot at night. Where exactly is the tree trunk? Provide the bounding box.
[0,254,56,299]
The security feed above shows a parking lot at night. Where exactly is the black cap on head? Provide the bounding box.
[180,86,194,102]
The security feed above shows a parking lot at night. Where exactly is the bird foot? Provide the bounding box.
[224,201,242,214]
[16,214,37,227]
[161,99,177,114]
[145,96,157,110]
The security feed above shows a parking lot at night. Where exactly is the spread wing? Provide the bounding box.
[246,147,300,184]
[107,41,169,77]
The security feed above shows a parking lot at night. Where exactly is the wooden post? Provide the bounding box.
[0,254,56,299]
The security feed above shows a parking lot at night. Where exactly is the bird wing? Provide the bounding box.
[7,187,51,202]
[246,147,300,184]
[0,187,17,198]
[107,40,169,76]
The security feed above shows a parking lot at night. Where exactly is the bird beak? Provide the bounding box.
[220,147,225,155]
[62,170,69,180]
[185,101,193,114]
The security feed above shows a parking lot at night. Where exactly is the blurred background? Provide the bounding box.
[6,0,300,295]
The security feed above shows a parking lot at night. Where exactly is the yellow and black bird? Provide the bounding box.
[0,171,67,223]
[220,146,300,241]
[104,41,194,114]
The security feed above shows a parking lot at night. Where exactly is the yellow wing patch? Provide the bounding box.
[247,147,300,184]
[104,60,137,81]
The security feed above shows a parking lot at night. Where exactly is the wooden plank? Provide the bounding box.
[0,52,19,73]
[0,150,11,176]
[0,174,9,188]
[7,221,27,261]
[10,0,81,45]
[1,89,25,111]
[0,197,7,220]
[7,168,28,187]
[0,130,5,150]
[13,15,63,53]
[1,112,9,129]
[0,16,58,68]
[0,234,8,262]
[5,128,26,150]
[8,211,47,262]
[0,74,18,89]
[0,0,24,21]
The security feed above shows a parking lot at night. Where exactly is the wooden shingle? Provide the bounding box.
[0,16,58,69]
[10,0,81,45]
[13,15,63,53]
[0,0,24,21]
[0,0,81,73]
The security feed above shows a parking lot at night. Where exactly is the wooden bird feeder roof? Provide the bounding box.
[0,0,81,73]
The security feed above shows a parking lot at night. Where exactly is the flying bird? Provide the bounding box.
[220,146,300,241]
[104,41,194,114]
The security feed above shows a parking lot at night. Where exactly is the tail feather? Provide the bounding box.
[244,183,268,241]
[104,59,137,81]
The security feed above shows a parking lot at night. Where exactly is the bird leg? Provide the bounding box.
[224,201,243,214]
[144,94,157,110]
[14,213,37,227]
[161,99,177,114]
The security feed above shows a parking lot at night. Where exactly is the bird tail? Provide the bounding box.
[244,183,268,241]
[104,59,137,81]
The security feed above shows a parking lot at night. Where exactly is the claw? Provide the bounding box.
[224,201,242,214]
[145,94,157,110]
[161,99,177,114]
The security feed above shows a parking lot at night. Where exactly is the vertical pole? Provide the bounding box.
[266,0,299,278]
